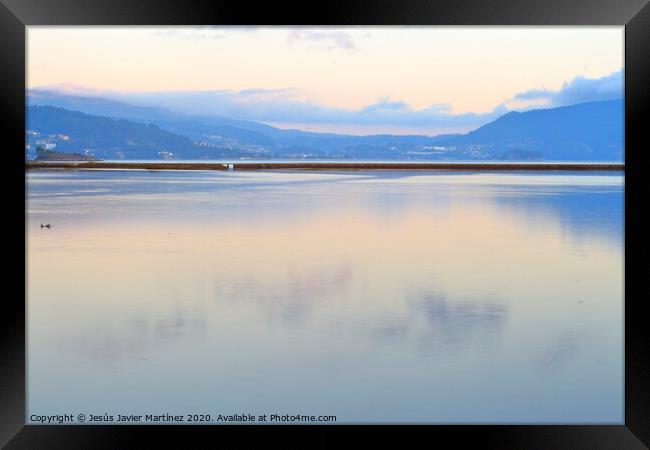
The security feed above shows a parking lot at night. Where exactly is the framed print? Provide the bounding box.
[2,0,649,447]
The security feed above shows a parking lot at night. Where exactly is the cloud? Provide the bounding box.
[509,69,623,108]
[360,98,412,114]
[287,29,358,51]
[235,88,301,102]
[101,88,507,132]
[32,69,623,135]
[152,26,258,40]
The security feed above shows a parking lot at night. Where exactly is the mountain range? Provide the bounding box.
[26,90,624,161]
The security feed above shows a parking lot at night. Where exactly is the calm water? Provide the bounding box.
[26,170,624,424]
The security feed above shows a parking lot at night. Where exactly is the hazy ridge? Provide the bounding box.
[27,90,624,162]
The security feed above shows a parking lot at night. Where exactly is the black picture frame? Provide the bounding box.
[2,0,648,447]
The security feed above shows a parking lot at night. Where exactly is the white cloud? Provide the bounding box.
[508,69,623,109]
[287,29,358,51]
[151,26,253,40]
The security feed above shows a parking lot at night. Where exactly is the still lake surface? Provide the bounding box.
[27,169,624,424]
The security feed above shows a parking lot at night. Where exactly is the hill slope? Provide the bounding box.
[27,106,204,160]
[443,100,624,161]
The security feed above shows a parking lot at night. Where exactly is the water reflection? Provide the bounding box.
[214,263,353,328]
[26,170,623,245]
[27,170,623,423]
[410,291,507,356]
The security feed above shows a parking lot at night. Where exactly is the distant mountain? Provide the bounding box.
[26,90,624,161]
[26,106,205,160]
[29,89,281,134]
[29,90,181,122]
[27,92,463,160]
[442,100,624,161]
[28,89,340,142]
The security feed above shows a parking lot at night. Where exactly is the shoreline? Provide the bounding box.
[25,161,625,172]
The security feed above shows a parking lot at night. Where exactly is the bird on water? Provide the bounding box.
[40,224,51,228]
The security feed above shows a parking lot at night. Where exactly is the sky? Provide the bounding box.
[27,26,624,135]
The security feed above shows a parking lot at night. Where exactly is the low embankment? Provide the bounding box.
[25,161,625,171]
